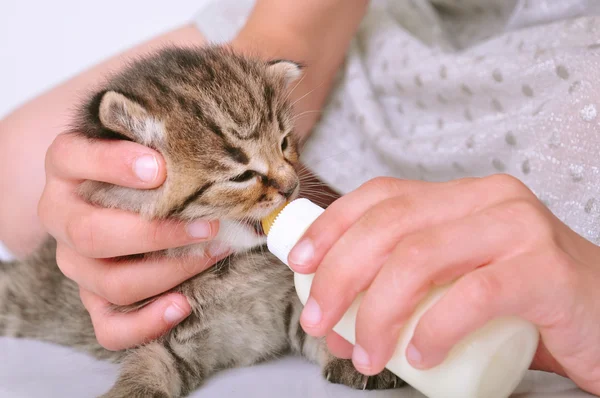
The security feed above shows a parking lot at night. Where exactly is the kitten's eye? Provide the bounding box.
[281,136,289,152]
[230,170,257,183]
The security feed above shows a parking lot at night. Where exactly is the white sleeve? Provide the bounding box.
[193,0,256,44]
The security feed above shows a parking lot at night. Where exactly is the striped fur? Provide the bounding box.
[0,45,404,397]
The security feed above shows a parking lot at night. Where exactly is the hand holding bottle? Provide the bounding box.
[286,175,600,396]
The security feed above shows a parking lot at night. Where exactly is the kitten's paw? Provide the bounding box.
[323,358,405,390]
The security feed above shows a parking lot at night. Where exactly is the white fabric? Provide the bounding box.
[0,337,591,398]
[300,0,600,248]
[200,0,600,247]
[193,0,600,397]
[0,338,416,398]
[1,1,599,397]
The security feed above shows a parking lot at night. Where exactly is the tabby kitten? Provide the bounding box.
[0,45,404,397]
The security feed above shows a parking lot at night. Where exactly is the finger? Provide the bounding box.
[352,202,538,374]
[301,183,531,338]
[40,181,218,258]
[409,257,540,369]
[59,242,231,306]
[46,132,166,187]
[326,332,354,359]
[80,288,191,351]
[289,175,530,274]
[411,250,577,369]
[287,177,432,272]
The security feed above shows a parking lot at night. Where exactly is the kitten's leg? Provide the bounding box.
[287,297,404,390]
[101,340,204,398]
[0,241,116,360]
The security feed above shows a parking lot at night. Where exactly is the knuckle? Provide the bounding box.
[481,174,530,198]
[65,212,97,257]
[387,195,417,215]
[55,245,77,281]
[47,133,74,170]
[461,272,499,311]
[486,200,553,242]
[385,237,434,293]
[92,320,120,351]
[361,177,401,196]
[514,202,554,240]
[145,222,165,249]
[357,196,416,237]
[401,236,431,265]
[99,273,133,306]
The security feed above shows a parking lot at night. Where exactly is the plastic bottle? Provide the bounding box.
[262,198,539,398]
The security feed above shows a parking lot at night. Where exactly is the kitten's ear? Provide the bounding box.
[266,60,303,86]
[98,91,163,145]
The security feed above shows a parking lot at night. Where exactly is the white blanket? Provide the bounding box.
[0,337,592,398]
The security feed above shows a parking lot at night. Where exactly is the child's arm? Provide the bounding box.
[0,2,367,349]
[232,0,370,142]
[0,1,368,258]
[0,25,207,258]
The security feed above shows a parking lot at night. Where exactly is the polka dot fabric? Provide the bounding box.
[192,1,600,396]
[299,0,600,247]
[195,0,600,245]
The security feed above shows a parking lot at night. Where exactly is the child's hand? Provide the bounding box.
[288,175,600,395]
[38,133,227,350]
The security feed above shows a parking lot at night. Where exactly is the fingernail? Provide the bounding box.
[186,220,212,239]
[133,154,159,182]
[289,238,315,268]
[301,297,322,326]
[407,343,423,366]
[352,344,371,371]
[208,241,230,258]
[163,303,186,324]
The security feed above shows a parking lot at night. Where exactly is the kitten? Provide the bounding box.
[0,45,404,397]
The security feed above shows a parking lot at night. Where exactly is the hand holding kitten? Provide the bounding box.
[288,175,600,396]
[38,133,227,350]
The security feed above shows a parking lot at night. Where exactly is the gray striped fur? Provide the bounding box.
[0,45,403,397]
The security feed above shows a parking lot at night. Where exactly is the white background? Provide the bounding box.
[0,1,592,397]
[0,0,205,118]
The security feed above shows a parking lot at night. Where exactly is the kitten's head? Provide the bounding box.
[76,46,303,234]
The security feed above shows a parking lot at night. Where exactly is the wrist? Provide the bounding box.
[230,22,312,67]
[230,27,320,142]
[231,0,368,63]
[229,0,369,142]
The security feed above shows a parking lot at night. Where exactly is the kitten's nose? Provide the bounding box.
[279,181,299,199]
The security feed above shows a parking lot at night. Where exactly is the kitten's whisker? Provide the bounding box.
[296,178,330,186]
[298,188,339,197]
[290,79,326,108]
[291,110,322,122]
[301,147,360,168]
[284,72,307,103]
[298,190,341,200]
[299,185,338,192]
